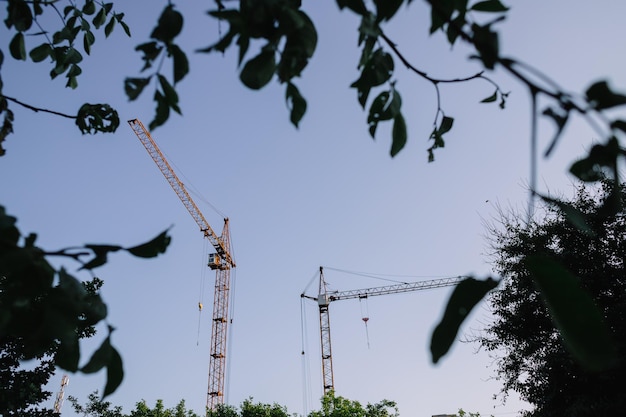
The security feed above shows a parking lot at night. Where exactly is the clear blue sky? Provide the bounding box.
[2,1,626,416]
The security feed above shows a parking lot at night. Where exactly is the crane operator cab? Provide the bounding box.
[208,253,222,270]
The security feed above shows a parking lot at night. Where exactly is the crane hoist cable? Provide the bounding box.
[359,296,371,349]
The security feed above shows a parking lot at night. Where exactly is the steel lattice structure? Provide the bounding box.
[129,119,235,410]
[302,267,466,394]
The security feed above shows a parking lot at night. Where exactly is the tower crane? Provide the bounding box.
[53,374,69,414]
[128,119,236,410]
[301,267,465,394]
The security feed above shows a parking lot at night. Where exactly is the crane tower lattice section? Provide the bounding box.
[128,119,235,410]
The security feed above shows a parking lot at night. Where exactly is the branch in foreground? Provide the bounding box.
[2,94,76,119]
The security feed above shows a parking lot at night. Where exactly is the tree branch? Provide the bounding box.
[1,95,76,119]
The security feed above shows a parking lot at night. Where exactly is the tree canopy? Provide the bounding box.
[480,180,626,416]
[67,391,395,417]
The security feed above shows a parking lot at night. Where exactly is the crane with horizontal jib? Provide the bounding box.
[128,119,235,410]
[301,267,465,394]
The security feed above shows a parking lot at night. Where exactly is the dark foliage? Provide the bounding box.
[481,181,626,417]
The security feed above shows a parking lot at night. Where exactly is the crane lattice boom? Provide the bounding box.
[128,119,235,410]
[322,276,465,303]
[302,267,466,394]
[128,119,234,268]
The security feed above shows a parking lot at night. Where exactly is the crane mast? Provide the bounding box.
[128,119,235,410]
[301,267,466,394]
[53,374,69,414]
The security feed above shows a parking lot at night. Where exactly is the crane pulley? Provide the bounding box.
[128,119,235,410]
[301,266,466,394]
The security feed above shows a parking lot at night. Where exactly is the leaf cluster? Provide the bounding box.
[125,5,189,131]
[0,205,172,400]
[1,0,130,153]
[308,392,398,417]
[6,0,129,84]
[0,336,57,416]
[198,0,317,129]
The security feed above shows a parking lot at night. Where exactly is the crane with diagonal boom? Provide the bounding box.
[128,119,236,410]
[301,266,465,394]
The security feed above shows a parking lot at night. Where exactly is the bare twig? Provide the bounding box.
[2,95,76,119]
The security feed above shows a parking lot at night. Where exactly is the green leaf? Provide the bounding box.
[104,16,116,37]
[439,116,454,134]
[237,35,250,66]
[525,255,617,371]
[286,82,307,128]
[80,17,91,31]
[446,13,466,45]
[76,103,120,134]
[428,115,454,159]
[610,119,626,133]
[586,80,626,110]
[119,20,131,37]
[336,0,368,15]
[64,47,83,65]
[125,229,171,258]
[470,0,509,12]
[480,90,497,103]
[569,139,619,182]
[82,293,108,326]
[135,41,163,71]
[63,5,74,18]
[390,113,407,157]
[151,5,184,43]
[542,107,569,157]
[367,89,402,138]
[58,267,87,301]
[124,77,151,101]
[103,347,124,397]
[240,50,276,90]
[569,158,605,183]
[471,23,499,69]
[79,253,107,271]
[93,8,106,29]
[429,0,454,34]
[169,44,189,84]
[198,10,242,54]
[358,13,381,45]
[350,48,394,107]
[83,1,96,15]
[6,0,33,32]
[430,277,499,363]
[0,206,20,244]
[150,91,170,130]
[374,0,404,22]
[55,333,80,372]
[157,74,180,114]
[277,11,318,82]
[83,31,95,55]
[29,43,52,62]
[81,337,112,374]
[9,33,26,61]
